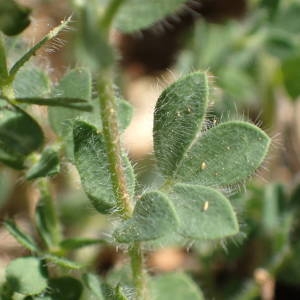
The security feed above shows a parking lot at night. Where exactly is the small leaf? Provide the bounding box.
[13,68,51,98]
[114,0,188,32]
[282,54,300,100]
[0,103,44,168]
[6,257,48,296]
[4,220,39,252]
[48,68,92,161]
[82,273,104,300]
[153,71,209,177]
[60,237,107,250]
[114,191,178,243]
[73,120,135,214]
[170,184,239,240]
[44,254,83,270]
[115,285,128,300]
[26,147,60,180]
[150,272,204,300]
[0,0,31,36]
[42,277,83,300]
[175,121,270,186]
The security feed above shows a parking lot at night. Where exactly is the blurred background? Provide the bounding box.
[1,0,300,299]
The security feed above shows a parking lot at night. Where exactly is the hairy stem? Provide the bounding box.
[98,73,133,218]
[129,242,149,300]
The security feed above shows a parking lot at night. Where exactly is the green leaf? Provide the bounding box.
[0,170,13,209]
[275,3,300,34]
[26,147,60,180]
[114,191,178,243]
[114,0,188,32]
[60,237,107,250]
[0,0,30,36]
[175,121,270,186]
[73,120,135,214]
[48,68,92,161]
[150,272,204,300]
[9,17,71,77]
[117,99,133,132]
[5,257,48,296]
[4,220,39,252]
[82,273,104,300]
[41,277,83,300]
[0,103,44,168]
[170,184,239,240]
[115,285,128,300]
[282,54,300,100]
[153,71,209,177]
[260,0,280,20]
[44,254,83,270]
[13,68,51,98]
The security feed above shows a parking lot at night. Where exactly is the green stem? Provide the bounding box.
[100,0,127,32]
[37,178,62,249]
[98,73,133,218]
[0,34,8,87]
[129,242,149,300]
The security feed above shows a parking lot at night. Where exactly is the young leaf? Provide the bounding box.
[114,0,188,32]
[73,120,135,214]
[44,254,83,270]
[170,184,239,240]
[9,16,71,77]
[175,121,270,186]
[0,0,31,36]
[82,273,104,300]
[5,257,48,296]
[26,147,60,180]
[150,272,204,300]
[4,220,39,252]
[153,71,209,177]
[114,191,179,243]
[48,68,92,160]
[60,237,107,250]
[0,104,44,167]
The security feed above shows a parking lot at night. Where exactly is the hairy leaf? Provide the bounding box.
[6,257,48,295]
[153,71,209,177]
[4,220,39,252]
[49,68,92,160]
[175,121,270,186]
[114,191,178,243]
[115,0,188,32]
[150,272,204,300]
[73,120,135,214]
[170,184,239,239]
[0,104,43,168]
[44,254,82,270]
[26,147,60,180]
[13,68,50,98]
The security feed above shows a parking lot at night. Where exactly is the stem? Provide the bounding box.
[129,243,149,300]
[0,34,8,87]
[100,0,127,31]
[37,178,62,249]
